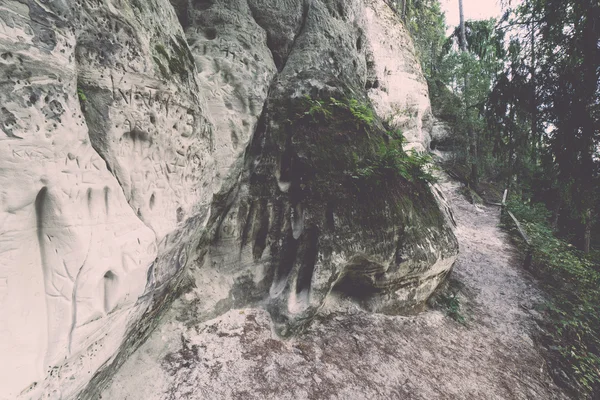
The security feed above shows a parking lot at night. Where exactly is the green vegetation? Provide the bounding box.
[350,136,436,187]
[153,57,169,78]
[391,0,447,80]
[153,39,193,81]
[77,88,87,103]
[396,0,599,396]
[437,292,466,325]
[428,278,468,325]
[298,96,435,191]
[155,43,169,59]
[301,96,375,131]
[277,93,448,248]
[428,0,600,256]
[506,200,600,396]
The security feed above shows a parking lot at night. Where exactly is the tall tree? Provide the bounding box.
[458,0,467,51]
[457,0,479,187]
[397,0,446,79]
[529,7,538,165]
[540,0,600,252]
[489,0,600,252]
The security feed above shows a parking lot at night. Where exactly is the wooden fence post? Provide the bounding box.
[506,210,533,269]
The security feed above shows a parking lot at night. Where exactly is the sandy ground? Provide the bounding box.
[102,175,567,400]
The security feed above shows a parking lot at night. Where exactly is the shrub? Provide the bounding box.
[349,133,436,187]
[506,201,600,397]
[506,199,552,226]
[437,292,466,325]
[301,96,375,131]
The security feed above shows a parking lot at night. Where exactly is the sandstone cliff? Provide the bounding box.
[0,0,457,398]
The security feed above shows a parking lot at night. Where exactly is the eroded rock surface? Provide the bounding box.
[101,175,566,399]
[364,0,434,152]
[0,0,457,398]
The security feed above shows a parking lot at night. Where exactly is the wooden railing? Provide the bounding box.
[500,189,533,268]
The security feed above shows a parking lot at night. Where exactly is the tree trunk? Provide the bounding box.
[458,0,478,188]
[580,1,599,254]
[584,208,592,254]
[470,130,478,188]
[530,16,538,165]
[551,198,561,231]
[459,0,467,51]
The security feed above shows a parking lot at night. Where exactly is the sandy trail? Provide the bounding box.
[103,175,567,399]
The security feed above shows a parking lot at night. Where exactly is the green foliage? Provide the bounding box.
[429,278,468,325]
[506,200,551,226]
[428,78,462,123]
[303,97,332,120]
[349,133,436,188]
[153,40,192,81]
[153,57,169,77]
[301,96,375,130]
[412,0,600,393]
[346,99,376,128]
[436,292,466,325]
[298,96,434,191]
[506,201,600,396]
[500,1,600,376]
[446,20,506,64]
[439,19,504,120]
[393,0,447,79]
[77,88,87,103]
[434,17,506,186]
[387,129,406,141]
[486,0,600,254]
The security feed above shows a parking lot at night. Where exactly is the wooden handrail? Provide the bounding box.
[500,188,533,267]
[506,211,532,246]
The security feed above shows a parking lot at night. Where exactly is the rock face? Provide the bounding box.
[364,0,434,152]
[0,0,457,399]
[431,119,454,150]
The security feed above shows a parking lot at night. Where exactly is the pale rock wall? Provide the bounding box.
[0,0,456,399]
[183,0,456,336]
[363,0,434,152]
[94,1,458,397]
[431,118,453,145]
[0,1,210,398]
[76,0,214,240]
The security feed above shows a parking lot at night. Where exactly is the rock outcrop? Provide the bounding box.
[430,119,454,152]
[0,0,457,398]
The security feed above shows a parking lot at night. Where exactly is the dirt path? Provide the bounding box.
[103,175,567,399]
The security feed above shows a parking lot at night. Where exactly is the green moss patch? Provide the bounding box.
[153,38,194,81]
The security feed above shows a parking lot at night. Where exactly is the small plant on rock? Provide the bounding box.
[77,88,87,103]
[300,95,374,131]
[349,131,436,188]
[303,97,333,121]
[437,292,466,325]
